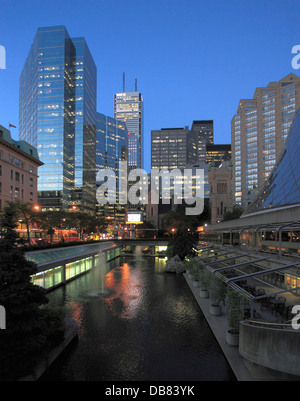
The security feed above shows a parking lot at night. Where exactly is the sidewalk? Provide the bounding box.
[183,273,299,381]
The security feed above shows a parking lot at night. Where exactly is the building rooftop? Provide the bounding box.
[0,125,42,163]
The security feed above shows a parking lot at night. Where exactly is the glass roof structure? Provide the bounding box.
[197,243,300,302]
[245,108,300,214]
[26,242,117,265]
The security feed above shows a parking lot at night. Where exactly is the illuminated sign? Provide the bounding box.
[126,213,143,224]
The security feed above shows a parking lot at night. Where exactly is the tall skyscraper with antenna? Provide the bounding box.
[114,74,144,171]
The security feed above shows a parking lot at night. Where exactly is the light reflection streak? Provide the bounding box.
[104,262,144,319]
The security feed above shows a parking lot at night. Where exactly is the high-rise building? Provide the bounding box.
[19,26,97,214]
[191,120,214,162]
[231,73,300,209]
[151,126,194,170]
[114,87,144,170]
[206,144,231,167]
[246,107,300,214]
[96,112,128,225]
[71,37,97,214]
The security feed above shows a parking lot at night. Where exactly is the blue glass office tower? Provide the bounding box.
[19,26,97,213]
[96,112,128,225]
[71,37,97,213]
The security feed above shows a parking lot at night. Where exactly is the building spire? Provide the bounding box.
[123,72,125,92]
[135,73,137,92]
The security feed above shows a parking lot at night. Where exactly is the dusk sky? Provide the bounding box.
[0,0,299,172]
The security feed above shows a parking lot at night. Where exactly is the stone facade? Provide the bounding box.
[208,160,233,224]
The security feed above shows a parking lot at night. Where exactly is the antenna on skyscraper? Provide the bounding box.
[135,73,137,92]
[123,72,125,92]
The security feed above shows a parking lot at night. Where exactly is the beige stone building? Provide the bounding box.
[231,73,300,210]
[0,125,43,209]
[208,160,233,224]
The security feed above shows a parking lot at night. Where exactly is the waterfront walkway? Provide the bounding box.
[183,273,300,381]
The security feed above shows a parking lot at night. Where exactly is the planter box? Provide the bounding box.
[210,304,222,316]
[199,289,209,298]
[192,280,201,288]
[226,330,239,347]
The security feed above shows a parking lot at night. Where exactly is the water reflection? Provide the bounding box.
[41,256,236,381]
[104,262,144,319]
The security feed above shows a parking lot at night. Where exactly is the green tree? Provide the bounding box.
[168,229,198,261]
[223,206,244,221]
[0,203,65,380]
[35,210,67,243]
[163,209,199,233]
[2,200,38,244]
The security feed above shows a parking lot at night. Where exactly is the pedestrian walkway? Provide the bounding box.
[183,273,300,381]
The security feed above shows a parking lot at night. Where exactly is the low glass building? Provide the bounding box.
[28,242,122,290]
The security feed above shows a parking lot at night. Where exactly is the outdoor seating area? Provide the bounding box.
[196,242,300,324]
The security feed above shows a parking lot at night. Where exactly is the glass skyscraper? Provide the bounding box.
[19,26,97,213]
[96,112,128,225]
[114,91,144,170]
[71,37,97,214]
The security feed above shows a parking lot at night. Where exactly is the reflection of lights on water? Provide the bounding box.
[68,301,84,328]
[104,263,144,319]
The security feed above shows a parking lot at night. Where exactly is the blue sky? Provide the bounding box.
[0,0,299,172]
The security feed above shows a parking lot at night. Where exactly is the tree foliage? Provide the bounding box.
[223,206,244,221]
[168,229,198,261]
[0,203,65,380]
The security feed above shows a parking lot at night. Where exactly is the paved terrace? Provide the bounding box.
[186,242,300,380]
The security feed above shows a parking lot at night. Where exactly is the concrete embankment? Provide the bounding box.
[19,316,78,381]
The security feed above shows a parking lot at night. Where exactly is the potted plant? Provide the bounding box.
[198,262,210,298]
[209,275,227,316]
[192,266,201,288]
[225,290,244,346]
[184,258,195,280]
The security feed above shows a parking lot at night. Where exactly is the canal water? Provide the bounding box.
[40,252,236,381]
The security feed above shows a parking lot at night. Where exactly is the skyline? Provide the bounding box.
[0,0,299,173]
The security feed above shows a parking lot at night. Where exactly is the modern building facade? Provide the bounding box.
[0,125,43,209]
[19,26,97,214]
[114,90,144,170]
[151,121,215,170]
[191,120,214,163]
[96,112,128,225]
[71,37,97,214]
[245,107,300,215]
[151,126,195,170]
[231,73,300,209]
[206,144,231,167]
[203,105,300,257]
